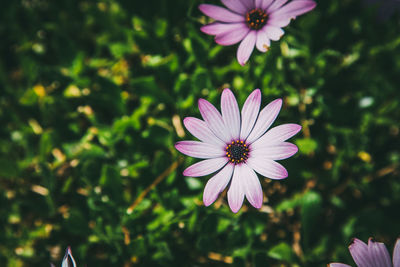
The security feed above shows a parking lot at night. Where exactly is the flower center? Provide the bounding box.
[246,8,268,30]
[225,140,249,165]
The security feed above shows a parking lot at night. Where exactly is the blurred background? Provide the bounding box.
[0,0,400,266]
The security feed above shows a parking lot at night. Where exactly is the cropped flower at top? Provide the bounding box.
[175,89,301,213]
[199,0,316,65]
[329,237,400,267]
[50,247,76,267]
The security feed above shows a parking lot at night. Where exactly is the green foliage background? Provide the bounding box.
[1,0,400,266]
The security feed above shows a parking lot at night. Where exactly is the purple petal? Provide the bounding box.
[215,24,250,45]
[255,0,273,9]
[266,0,289,13]
[256,30,271,52]
[262,25,284,41]
[393,238,400,267]
[199,4,245,23]
[201,22,247,36]
[237,30,257,66]
[268,0,316,27]
[242,163,263,209]
[255,0,263,8]
[203,163,234,206]
[246,157,288,179]
[198,98,231,143]
[221,89,241,139]
[221,0,248,14]
[251,142,299,160]
[270,0,316,18]
[260,0,275,9]
[368,238,392,267]
[252,123,302,146]
[240,89,262,140]
[349,238,373,267]
[183,117,225,147]
[328,264,352,267]
[246,99,283,144]
[227,165,245,213]
[62,247,76,267]
[239,0,255,10]
[175,141,225,159]
[183,157,228,177]
[267,16,292,28]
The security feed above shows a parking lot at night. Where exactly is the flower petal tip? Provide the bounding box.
[277,167,289,179]
[174,142,184,153]
[200,25,211,35]
[292,144,299,154]
[174,142,180,149]
[253,203,262,209]
[198,4,207,13]
[203,199,213,207]
[310,1,317,10]
[198,98,206,105]
[182,169,190,177]
[230,207,240,213]
[292,124,303,134]
[349,237,365,249]
[182,117,190,124]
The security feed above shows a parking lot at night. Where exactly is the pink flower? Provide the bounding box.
[175,89,301,213]
[50,247,76,267]
[329,237,400,267]
[199,0,316,65]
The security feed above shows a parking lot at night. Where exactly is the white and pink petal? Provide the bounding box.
[203,163,234,206]
[198,98,231,143]
[368,238,392,267]
[254,123,302,146]
[175,141,225,159]
[393,238,400,267]
[227,166,245,213]
[270,0,316,19]
[257,0,274,10]
[62,247,76,267]
[256,30,271,52]
[199,4,245,23]
[221,0,248,14]
[183,157,228,177]
[241,164,263,209]
[183,117,225,147]
[215,25,250,45]
[266,0,289,13]
[262,25,284,41]
[246,98,282,144]
[268,0,316,27]
[201,22,247,36]
[251,142,298,160]
[240,89,261,140]
[349,238,373,267]
[239,0,254,10]
[246,157,288,179]
[221,89,241,139]
[237,30,257,66]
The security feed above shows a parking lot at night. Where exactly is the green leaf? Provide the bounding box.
[301,191,322,249]
[268,242,294,261]
[295,138,318,155]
